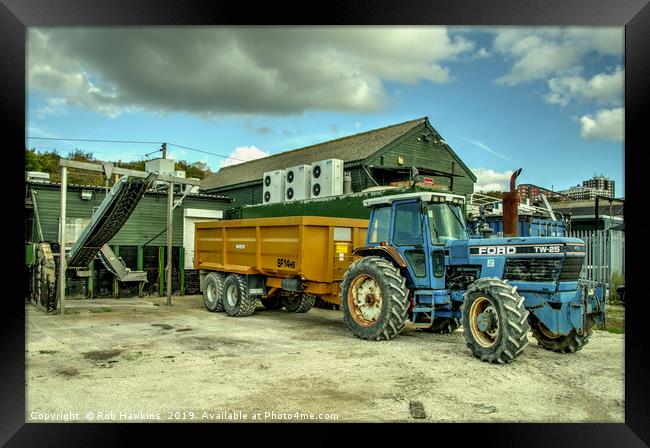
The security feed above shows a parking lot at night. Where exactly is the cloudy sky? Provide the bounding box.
[26,26,624,195]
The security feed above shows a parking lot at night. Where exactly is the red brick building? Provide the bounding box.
[517,184,568,203]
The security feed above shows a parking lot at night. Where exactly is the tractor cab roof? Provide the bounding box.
[363,191,466,208]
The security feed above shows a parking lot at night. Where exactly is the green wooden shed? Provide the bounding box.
[201,117,476,206]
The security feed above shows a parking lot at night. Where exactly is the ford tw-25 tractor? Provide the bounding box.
[340,190,605,364]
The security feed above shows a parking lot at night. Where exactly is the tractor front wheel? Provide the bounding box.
[341,256,409,341]
[531,319,593,353]
[461,278,530,363]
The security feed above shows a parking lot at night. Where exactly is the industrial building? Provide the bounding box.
[551,199,624,231]
[558,175,616,200]
[582,175,615,198]
[201,117,477,206]
[516,183,568,203]
[25,178,232,299]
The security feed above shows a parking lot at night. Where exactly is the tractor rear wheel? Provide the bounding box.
[221,274,257,317]
[203,272,226,312]
[423,317,461,334]
[283,294,316,313]
[531,319,593,353]
[341,256,409,341]
[461,278,530,363]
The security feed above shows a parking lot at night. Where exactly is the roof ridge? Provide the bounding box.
[218,116,428,172]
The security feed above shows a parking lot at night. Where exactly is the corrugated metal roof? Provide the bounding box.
[551,200,624,217]
[201,117,428,191]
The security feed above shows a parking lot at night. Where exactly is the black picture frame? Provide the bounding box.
[2,0,647,445]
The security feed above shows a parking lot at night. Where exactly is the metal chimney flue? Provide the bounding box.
[502,168,522,237]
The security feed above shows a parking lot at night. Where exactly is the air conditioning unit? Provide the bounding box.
[285,165,312,202]
[262,170,286,204]
[310,159,343,198]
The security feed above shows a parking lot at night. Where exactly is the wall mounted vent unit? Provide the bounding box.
[285,165,312,202]
[310,159,343,198]
[145,158,175,175]
[262,169,286,204]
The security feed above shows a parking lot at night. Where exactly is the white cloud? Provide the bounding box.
[475,47,490,58]
[220,146,269,168]
[471,168,514,192]
[27,27,475,117]
[491,27,623,86]
[545,67,624,107]
[579,107,624,141]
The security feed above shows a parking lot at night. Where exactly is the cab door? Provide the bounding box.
[391,200,432,289]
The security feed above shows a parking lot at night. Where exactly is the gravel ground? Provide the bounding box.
[26,295,624,423]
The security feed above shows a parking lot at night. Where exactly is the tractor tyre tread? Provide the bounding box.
[222,274,257,317]
[531,321,593,353]
[203,272,226,312]
[462,277,530,363]
[341,256,409,341]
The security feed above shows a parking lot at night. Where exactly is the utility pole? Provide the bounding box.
[166,181,173,306]
[59,166,67,315]
[162,143,167,160]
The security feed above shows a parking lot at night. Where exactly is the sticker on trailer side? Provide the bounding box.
[335,243,349,254]
[333,227,352,241]
[277,258,296,269]
[236,244,246,249]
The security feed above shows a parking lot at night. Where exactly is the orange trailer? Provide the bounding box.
[195,216,368,316]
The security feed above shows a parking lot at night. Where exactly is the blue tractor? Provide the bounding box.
[340,191,605,363]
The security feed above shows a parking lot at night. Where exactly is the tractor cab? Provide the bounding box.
[360,191,467,291]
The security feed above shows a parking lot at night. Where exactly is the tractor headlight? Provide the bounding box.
[587,287,595,296]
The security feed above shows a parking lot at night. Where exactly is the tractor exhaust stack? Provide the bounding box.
[502,168,522,237]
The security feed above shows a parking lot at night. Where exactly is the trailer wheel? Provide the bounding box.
[261,295,283,310]
[423,317,461,334]
[530,319,593,353]
[203,272,226,312]
[222,275,257,317]
[461,278,530,363]
[283,294,316,313]
[341,256,409,341]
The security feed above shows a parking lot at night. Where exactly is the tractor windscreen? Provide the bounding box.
[427,203,467,243]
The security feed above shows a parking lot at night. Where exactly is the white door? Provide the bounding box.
[183,209,223,269]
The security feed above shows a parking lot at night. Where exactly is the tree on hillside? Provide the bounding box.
[176,160,212,179]
[480,191,504,199]
[27,148,211,184]
[25,148,42,171]
[36,150,62,182]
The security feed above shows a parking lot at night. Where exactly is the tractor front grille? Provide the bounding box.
[503,258,563,282]
[559,256,585,282]
[503,256,585,283]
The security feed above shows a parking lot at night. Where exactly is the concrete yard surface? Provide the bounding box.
[26,295,624,423]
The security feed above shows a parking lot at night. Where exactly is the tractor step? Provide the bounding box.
[412,307,433,313]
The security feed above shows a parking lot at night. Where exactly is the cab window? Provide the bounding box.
[393,202,423,246]
[368,206,391,243]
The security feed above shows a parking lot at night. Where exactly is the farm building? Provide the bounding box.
[201,117,477,206]
[25,180,232,299]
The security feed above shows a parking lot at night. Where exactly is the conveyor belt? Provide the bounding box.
[67,173,158,267]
